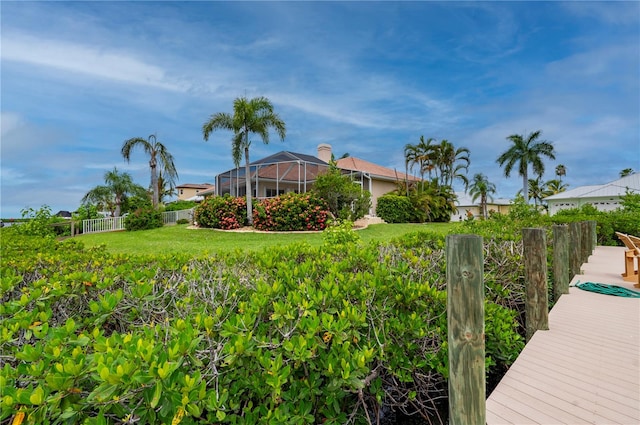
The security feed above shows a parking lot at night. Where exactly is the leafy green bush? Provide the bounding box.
[253,192,330,231]
[165,200,198,212]
[13,205,56,238]
[124,208,163,231]
[376,195,414,223]
[1,229,525,424]
[176,218,190,225]
[194,195,247,230]
[311,164,371,221]
[322,220,360,246]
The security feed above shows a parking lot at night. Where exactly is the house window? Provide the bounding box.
[266,188,285,197]
[180,189,183,195]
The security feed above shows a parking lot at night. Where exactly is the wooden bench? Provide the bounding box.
[615,232,640,287]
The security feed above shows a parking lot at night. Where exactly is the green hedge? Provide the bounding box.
[375,195,415,223]
[0,231,524,424]
[124,208,163,231]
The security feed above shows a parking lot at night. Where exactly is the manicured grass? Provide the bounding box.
[76,222,457,256]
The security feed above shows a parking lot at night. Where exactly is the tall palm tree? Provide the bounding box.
[496,130,555,203]
[202,96,286,225]
[435,139,471,189]
[82,167,146,217]
[555,164,566,182]
[121,134,178,208]
[468,173,496,219]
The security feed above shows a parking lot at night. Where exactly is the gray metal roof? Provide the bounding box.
[250,151,328,166]
[545,173,640,200]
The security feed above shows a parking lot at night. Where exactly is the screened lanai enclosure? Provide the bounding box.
[214,150,372,199]
[215,151,329,198]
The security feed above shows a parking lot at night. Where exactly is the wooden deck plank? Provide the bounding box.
[487,246,640,425]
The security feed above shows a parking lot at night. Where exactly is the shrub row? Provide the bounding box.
[194,195,247,230]
[253,193,330,231]
[1,230,524,424]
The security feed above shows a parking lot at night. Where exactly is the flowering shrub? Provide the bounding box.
[253,192,330,231]
[194,195,247,230]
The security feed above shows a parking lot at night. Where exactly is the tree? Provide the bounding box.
[435,139,470,189]
[620,168,635,178]
[121,134,178,209]
[404,136,435,182]
[545,178,568,195]
[496,130,555,203]
[82,167,147,216]
[468,173,496,219]
[555,164,566,182]
[202,96,286,225]
[311,163,370,221]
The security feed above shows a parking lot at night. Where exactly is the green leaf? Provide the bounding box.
[150,382,162,408]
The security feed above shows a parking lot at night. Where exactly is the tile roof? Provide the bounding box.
[176,183,214,189]
[336,157,420,181]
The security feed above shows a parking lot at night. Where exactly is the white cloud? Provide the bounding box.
[2,33,188,91]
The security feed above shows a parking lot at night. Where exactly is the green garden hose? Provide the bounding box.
[571,281,640,298]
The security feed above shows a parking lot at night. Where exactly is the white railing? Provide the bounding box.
[162,208,194,224]
[82,208,194,234]
[82,216,125,234]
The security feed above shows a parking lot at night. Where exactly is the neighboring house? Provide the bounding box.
[176,183,215,201]
[545,173,640,215]
[451,193,512,222]
[214,144,417,216]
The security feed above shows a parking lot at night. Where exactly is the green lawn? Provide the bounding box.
[76,222,457,256]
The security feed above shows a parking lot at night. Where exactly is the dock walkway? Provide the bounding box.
[486,246,640,424]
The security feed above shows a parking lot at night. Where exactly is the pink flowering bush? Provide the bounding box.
[253,192,330,231]
[194,195,247,230]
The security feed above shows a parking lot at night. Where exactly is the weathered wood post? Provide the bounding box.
[568,222,581,278]
[588,220,597,253]
[580,221,590,263]
[522,228,549,342]
[446,234,485,425]
[552,225,570,302]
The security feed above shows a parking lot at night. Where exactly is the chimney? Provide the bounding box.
[317,143,332,163]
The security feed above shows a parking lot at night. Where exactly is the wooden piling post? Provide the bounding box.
[568,222,581,278]
[580,221,590,263]
[522,228,549,342]
[588,220,597,253]
[552,225,570,302]
[446,234,485,425]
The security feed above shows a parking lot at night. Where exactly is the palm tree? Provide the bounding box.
[468,173,496,219]
[555,164,566,182]
[82,167,147,217]
[121,134,178,208]
[545,179,568,195]
[496,130,555,203]
[404,136,435,182]
[202,96,286,225]
[435,139,471,189]
[620,168,635,178]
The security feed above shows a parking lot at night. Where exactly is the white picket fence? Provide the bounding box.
[82,208,194,235]
[162,208,194,224]
[82,216,126,234]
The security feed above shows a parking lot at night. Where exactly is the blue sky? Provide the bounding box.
[2,1,639,218]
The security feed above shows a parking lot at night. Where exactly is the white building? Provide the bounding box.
[451,192,512,221]
[545,173,640,215]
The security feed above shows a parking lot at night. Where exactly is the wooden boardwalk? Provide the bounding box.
[486,246,640,425]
